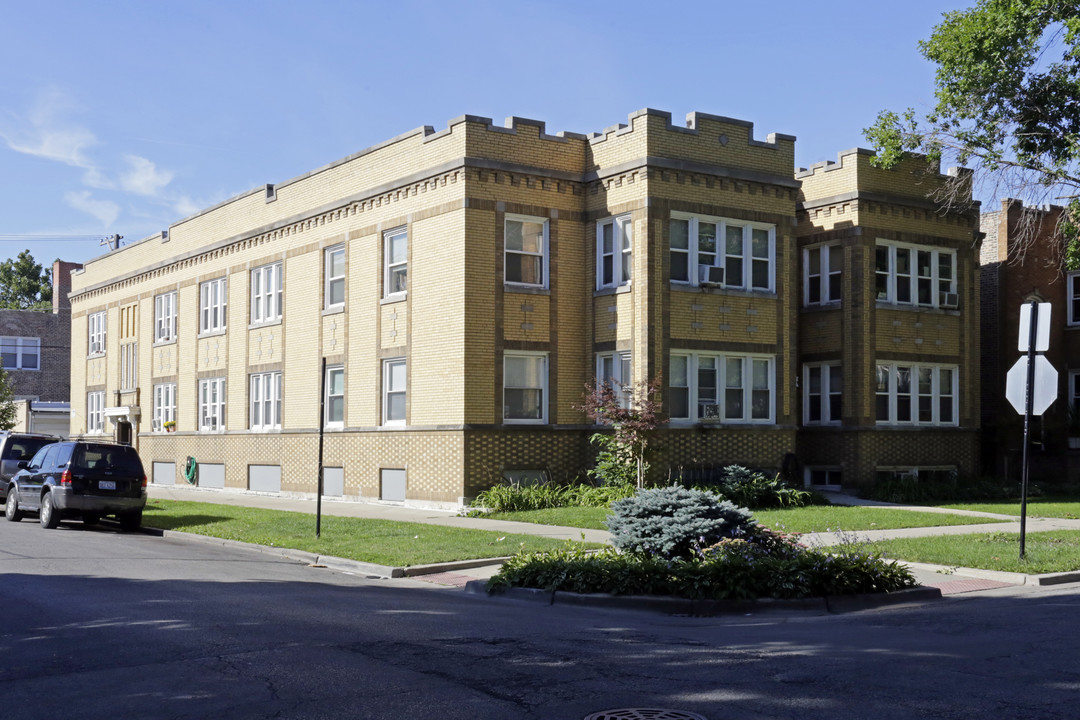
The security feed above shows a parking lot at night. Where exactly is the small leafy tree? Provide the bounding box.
[578,374,662,488]
[0,250,52,310]
[0,367,17,430]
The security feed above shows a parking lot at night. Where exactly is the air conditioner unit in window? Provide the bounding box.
[89,342,101,354]
[699,265,724,286]
[700,403,721,419]
[939,292,959,309]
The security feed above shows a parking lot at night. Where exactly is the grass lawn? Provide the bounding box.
[867,530,1080,574]
[936,499,1080,519]
[142,499,600,567]
[485,505,1009,534]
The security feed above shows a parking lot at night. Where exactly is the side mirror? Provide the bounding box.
[16,460,28,469]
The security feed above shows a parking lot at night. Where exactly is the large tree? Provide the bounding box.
[0,367,16,430]
[0,250,52,310]
[864,0,1080,263]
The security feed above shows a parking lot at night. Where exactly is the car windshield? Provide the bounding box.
[4,437,57,461]
[72,444,144,476]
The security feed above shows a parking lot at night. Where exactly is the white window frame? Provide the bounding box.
[382,358,406,425]
[154,291,177,343]
[249,371,282,431]
[251,262,283,324]
[668,352,775,424]
[596,351,632,408]
[503,352,548,424]
[119,342,138,392]
[504,215,549,289]
[596,215,632,290]
[669,212,775,291]
[324,245,345,310]
[803,363,842,425]
[153,383,176,432]
[88,311,106,356]
[325,365,344,428]
[875,240,957,308]
[200,278,227,334]
[384,227,407,298]
[875,362,958,426]
[87,390,105,434]
[1068,272,1080,325]
[198,377,227,432]
[803,244,842,306]
[0,336,40,370]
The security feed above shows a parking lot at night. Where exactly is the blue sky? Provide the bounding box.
[0,0,972,269]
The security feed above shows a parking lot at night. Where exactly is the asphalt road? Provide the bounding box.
[1,515,1078,720]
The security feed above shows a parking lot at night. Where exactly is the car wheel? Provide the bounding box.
[39,492,60,529]
[5,489,22,522]
[119,511,142,532]
[82,513,100,526]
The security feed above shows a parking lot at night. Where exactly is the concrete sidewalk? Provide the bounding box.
[145,484,1080,595]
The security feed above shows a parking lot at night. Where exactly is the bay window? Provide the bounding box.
[669,352,774,423]
[875,241,957,308]
[670,213,774,291]
[875,363,957,425]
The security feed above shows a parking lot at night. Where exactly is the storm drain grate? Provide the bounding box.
[584,710,707,720]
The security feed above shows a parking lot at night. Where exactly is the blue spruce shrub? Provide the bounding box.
[606,486,755,560]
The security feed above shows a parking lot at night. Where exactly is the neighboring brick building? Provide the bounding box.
[980,200,1078,482]
[67,110,981,506]
[3,260,82,436]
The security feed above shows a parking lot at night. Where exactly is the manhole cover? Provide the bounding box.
[584,710,707,720]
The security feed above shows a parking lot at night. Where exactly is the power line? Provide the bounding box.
[0,234,113,241]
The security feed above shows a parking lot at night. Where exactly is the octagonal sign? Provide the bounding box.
[1006,355,1058,416]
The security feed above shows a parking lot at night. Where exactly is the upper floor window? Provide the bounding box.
[596,351,632,408]
[669,352,774,423]
[200,278,227,334]
[670,213,774,291]
[250,371,282,431]
[154,291,177,343]
[384,227,407,298]
[505,215,548,289]
[0,337,39,370]
[199,377,226,432]
[88,311,106,355]
[251,262,283,324]
[119,342,138,392]
[325,365,344,428]
[504,352,547,423]
[1068,273,1080,325]
[383,358,406,425]
[325,245,345,310]
[804,363,842,425]
[597,216,632,290]
[87,390,105,434]
[804,244,842,306]
[153,383,176,432]
[875,241,957,308]
[875,363,957,426]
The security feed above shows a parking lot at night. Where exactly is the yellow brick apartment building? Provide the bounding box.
[67,109,982,507]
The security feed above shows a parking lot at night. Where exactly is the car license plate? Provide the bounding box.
[99,480,116,490]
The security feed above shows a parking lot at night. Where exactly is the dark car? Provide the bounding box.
[4,441,147,530]
[0,432,59,503]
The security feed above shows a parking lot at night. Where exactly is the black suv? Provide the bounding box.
[4,441,147,530]
[0,432,59,503]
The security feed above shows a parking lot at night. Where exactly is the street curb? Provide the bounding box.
[901,560,1080,587]
[462,580,941,615]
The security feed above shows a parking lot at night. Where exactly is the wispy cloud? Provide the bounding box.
[119,155,174,196]
[0,88,97,168]
[64,191,120,227]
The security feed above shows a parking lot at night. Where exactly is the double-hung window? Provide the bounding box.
[669,352,774,423]
[0,337,39,370]
[251,262,282,324]
[384,228,407,298]
[325,365,344,427]
[199,377,226,432]
[875,241,957,308]
[154,291,177,342]
[325,245,345,310]
[87,391,105,433]
[804,363,842,425]
[200,278,227,333]
[382,359,406,425]
[505,215,549,288]
[875,363,957,425]
[596,216,632,289]
[153,383,176,432]
[250,371,282,431]
[88,311,106,355]
[596,351,632,408]
[504,352,547,423]
[1068,272,1080,325]
[804,244,842,305]
[670,213,774,291]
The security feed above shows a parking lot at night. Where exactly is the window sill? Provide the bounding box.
[380,294,406,306]
[322,306,345,317]
[198,329,227,339]
[153,338,178,347]
[504,285,550,295]
[594,285,632,297]
[87,353,106,360]
[503,419,548,426]
[248,318,282,331]
[669,283,776,298]
[801,302,842,312]
[874,301,960,315]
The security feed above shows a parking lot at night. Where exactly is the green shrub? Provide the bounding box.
[586,433,640,487]
[674,464,818,509]
[868,473,1036,504]
[473,479,635,513]
[606,486,756,560]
